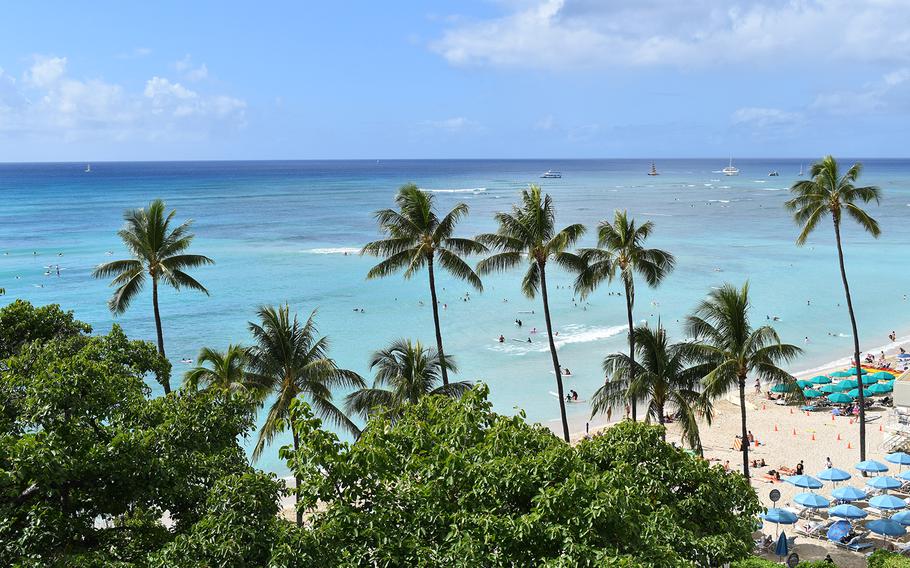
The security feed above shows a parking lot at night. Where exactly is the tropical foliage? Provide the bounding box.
[477,184,585,441]
[362,183,487,385]
[685,282,801,478]
[592,323,711,452]
[785,155,882,460]
[345,338,471,421]
[92,199,214,393]
[0,299,92,359]
[575,210,675,421]
[183,344,263,397]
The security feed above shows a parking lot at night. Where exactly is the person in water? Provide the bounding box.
[571,390,578,401]
[563,368,571,375]
[498,335,505,343]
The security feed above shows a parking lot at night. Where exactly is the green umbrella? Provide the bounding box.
[803,389,824,398]
[829,393,854,404]
[811,375,832,384]
[797,380,815,389]
[859,375,879,386]
[871,371,895,379]
[869,383,894,395]
[848,388,872,398]
[828,381,852,392]
[840,379,859,389]
[847,367,868,375]
[820,384,842,393]
[831,371,852,378]
[771,383,794,393]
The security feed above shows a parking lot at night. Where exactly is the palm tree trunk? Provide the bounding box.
[539,262,570,442]
[623,277,636,422]
[738,374,750,479]
[293,430,303,527]
[657,401,666,440]
[427,256,449,386]
[151,277,171,394]
[834,219,865,460]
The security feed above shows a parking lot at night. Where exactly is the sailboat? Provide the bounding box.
[647,162,659,176]
[84,164,91,173]
[722,156,739,176]
[798,163,804,176]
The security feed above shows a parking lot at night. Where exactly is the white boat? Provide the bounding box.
[768,170,779,177]
[798,163,804,176]
[540,170,562,178]
[647,162,659,176]
[722,157,739,176]
[84,164,91,173]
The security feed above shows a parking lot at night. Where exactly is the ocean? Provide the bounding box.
[2,159,908,474]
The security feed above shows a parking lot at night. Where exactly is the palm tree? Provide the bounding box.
[247,305,364,526]
[685,283,802,479]
[785,156,882,460]
[592,323,712,453]
[92,199,214,394]
[476,184,585,442]
[362,184,487,386]
[575,211,675,422]
[183,344,264,399]
[345,339,471,421]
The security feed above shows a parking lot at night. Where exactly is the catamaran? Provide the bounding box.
[540,170,562,178]
[722,157,739,176]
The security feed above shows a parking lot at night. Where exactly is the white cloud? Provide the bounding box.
[432,0,910,69]
[25,56,67,87]
[175,54,209,81]
[811,68,910,115]
[731,107,801,128]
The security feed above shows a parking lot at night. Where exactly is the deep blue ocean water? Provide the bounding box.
[2,159,909,474]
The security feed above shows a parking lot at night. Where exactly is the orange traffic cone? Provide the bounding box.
[790,408,794,414]
[848,442,852,449]
[837,433,841,441]
[811,433,816,441]
[762,403,766,410]
[792,428,797,436]
[832,414,835,421]
[849,418,854,425]
[774,424,779,432]
[880,425,884,432]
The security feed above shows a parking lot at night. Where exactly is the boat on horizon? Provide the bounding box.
[647,162,659,176]
[84,164,91,173]
[798,163,804,176]
[768,170,779,177]
[540,169,562,179]
[722,157,739,176]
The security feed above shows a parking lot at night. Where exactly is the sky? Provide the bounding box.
[2,0,910,161]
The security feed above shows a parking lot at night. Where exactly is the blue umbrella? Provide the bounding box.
[818,468,852,482]
[891,510,910,526]
[887,452,910,466]
[897,470,910,482]
[820,384,842,393]
[795,492,830,508]
[832,486,868,502]
[848,388,873,398]
[803,389,823,398]
[811,375,832,384]
[867,476,902,490]
[828,393,853,403]
[860,375,880,386]
[827,520,851,542]
[831,371,852,378]
[856,460,889,473]
[771,383,794,393]
[872,371,895,379]
[797,379,815,389]
[840,379,860,389]
[867,518,907,538]
[847,367,869,375]
[775,531,789,557]
[870,494,907,510]
[763,508,799,524]
[784,474,823,489]
[829,504,868,519]
[827,381,852,392]
[869,383,894,395]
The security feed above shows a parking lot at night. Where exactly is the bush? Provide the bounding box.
[869,549,910,568]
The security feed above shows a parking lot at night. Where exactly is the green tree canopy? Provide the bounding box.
[0,299,92,359]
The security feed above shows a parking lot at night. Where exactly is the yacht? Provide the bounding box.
[798,163,804,176]
[540,170,562,179]
[722,157,739,176]
[84,164,91,173]
[647,162,659,176]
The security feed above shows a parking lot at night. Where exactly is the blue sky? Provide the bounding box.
[1,0,909,161]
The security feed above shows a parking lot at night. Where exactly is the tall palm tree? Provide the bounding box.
[685,283,802,479]
[575,211,675,421]
[785,156,882,460]
[92,199,213,394]
[362,184,487,386]
[476,184,585,442]
[592,323,712,453]
[247,305,364,526]
[183,344,264,399]
[345,338,471,421]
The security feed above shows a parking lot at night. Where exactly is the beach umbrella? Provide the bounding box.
[832,485,867,501]
[847,367,868,375]
[811,375,832,384]
[870,494,907,510]
[827,520,851,542]
[828,393,853,404]
[831,371,851,378]
[818,468,852,483]
[803,389,823,398]
[775,531,789,558]
[770,383,794,393]
[829,503,868,519]
[856,460,889,474]
[795,492,830,508]
[797,379,815,389]
[898,353,910,360]
[887,452,910,466]
[867,518,907,538]
[867,476,903,490]
[762,507,798,536]
[897,470,910,482]
[869,383,894,395]
[891,510,910,526]
[840,379,859,389]
[784,474,823,489]
[872,371,895,379]
[847,388,872,398]
[859,375,880,386]
[820,384,841,393]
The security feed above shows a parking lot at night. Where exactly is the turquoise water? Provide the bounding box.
[2,159,909,474]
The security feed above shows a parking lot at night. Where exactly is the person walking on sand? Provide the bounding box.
[754,378,761,394]
[826,456,833,469]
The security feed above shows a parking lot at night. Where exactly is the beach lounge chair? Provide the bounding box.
[795,520,833,539]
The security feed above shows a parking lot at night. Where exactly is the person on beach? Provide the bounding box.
[795,461,804,475]
[747,431,754,444]
[754,378,761,394]
[826,457,832,469]
[723,460,730,472]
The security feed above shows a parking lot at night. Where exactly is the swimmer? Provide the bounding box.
[563,368,571,376]
[527,338,532,343]
[498,335,504,343]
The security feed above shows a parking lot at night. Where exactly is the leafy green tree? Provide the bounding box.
[345,338,471,421]
[92,200,214,393]
[575,211,675,421]
[362,183,487,385]
[785,156,882,460]
[282,385,762,566]
[247,304,364,526]
[182,344,263,399]
[0,299,92,359]
[685,283,801,478]
[476,184,585,442]
[592,323,711,452]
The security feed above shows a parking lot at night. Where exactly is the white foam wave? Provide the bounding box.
[490,324,626,355]
[709,199,731,203]
[793,332,910,378]
[422,187,487,194]
[757,187,784,191]
[302,247,359,255]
